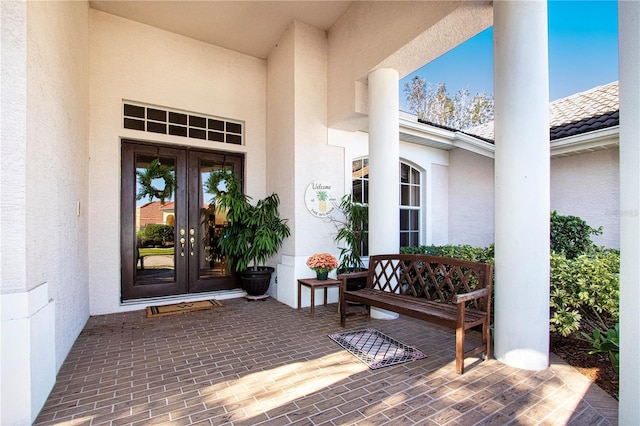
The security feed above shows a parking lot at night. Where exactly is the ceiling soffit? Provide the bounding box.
[89,1,353,59]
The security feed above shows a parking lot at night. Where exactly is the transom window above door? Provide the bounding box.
[123,102,244,145]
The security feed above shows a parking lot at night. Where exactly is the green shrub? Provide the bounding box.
[400,244,494,264]
[550,210,602,259]
[138,224,175,247]
[549,249,619,336]
[581,324,619,374]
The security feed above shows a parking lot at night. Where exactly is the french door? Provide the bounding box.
[121,141,243,300]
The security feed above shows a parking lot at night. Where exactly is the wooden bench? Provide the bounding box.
[339,254,493,374]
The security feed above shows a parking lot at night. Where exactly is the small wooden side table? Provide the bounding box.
[297,277,341,317]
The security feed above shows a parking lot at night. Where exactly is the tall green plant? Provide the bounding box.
[206,170,290,272]
[333,195,368,273]
[550,210,602,259]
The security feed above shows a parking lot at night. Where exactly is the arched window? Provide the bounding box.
[400,162,421,247]
[352,158,369,203]
[351,158,422,254]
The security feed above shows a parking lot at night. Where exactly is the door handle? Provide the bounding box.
[189,228,195,256]
[179,229,186,257]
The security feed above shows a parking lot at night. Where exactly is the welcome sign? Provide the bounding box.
[304,181,336,217]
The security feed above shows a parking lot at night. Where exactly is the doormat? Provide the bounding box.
[146,299,223,318]
[328,328,426,369]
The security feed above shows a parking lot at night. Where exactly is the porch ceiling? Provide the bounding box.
[89,1,353,59]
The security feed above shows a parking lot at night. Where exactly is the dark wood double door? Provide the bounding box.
[121,141,243,300]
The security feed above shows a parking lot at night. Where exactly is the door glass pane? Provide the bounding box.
[198,160,232,279]
[134,154,176,284]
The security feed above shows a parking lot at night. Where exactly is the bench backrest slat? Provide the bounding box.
[366,254,493,310]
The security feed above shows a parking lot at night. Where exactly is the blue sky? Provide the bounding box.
[399,0,619,111]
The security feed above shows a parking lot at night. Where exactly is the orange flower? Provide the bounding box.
[306,253,338,273]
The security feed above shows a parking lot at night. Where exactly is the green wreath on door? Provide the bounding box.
[136,158,176,204]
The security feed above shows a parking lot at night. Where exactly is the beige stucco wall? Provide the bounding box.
[1,2,28,295]
[267,22,347,307]
[430,163,449,245]
[401,141,450,246]
[448,148,495,246]
[266,21,296,260]
[551,148,620,249]
[448,145,621,249]
[266,20,343,259]
[291,22,344,256]
[1,1,90,423]
[89,10,267,315]
[27,0,91,367]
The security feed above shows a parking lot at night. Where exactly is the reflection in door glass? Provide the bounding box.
[199,161,232,279]
[134,154,177,284]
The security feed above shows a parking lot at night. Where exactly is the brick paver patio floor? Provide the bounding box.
[34,297,618,425]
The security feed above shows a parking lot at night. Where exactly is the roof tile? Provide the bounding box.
[465,81,619,142]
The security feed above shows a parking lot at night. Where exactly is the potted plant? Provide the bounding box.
[206,170,291,298]
[333,194,368,291]
[306,253,338,281]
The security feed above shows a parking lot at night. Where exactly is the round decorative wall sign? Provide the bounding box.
[304,181,336,217]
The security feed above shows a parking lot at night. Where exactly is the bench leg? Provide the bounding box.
[339,295,346,328]
[483,321,491,361]
[456,325,464,374]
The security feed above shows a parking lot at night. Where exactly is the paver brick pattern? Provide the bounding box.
[35,297,617,425]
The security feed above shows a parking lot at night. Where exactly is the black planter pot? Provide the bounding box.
[239,266,275,296]
[338,269,368,291]
[346,275,367,291]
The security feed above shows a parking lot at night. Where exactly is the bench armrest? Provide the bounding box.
[453,287,490,304]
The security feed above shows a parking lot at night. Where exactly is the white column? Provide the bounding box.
[493,1,550,370]
[368,68,400,254]
[368,68,400,320]
[618,2,640,423]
